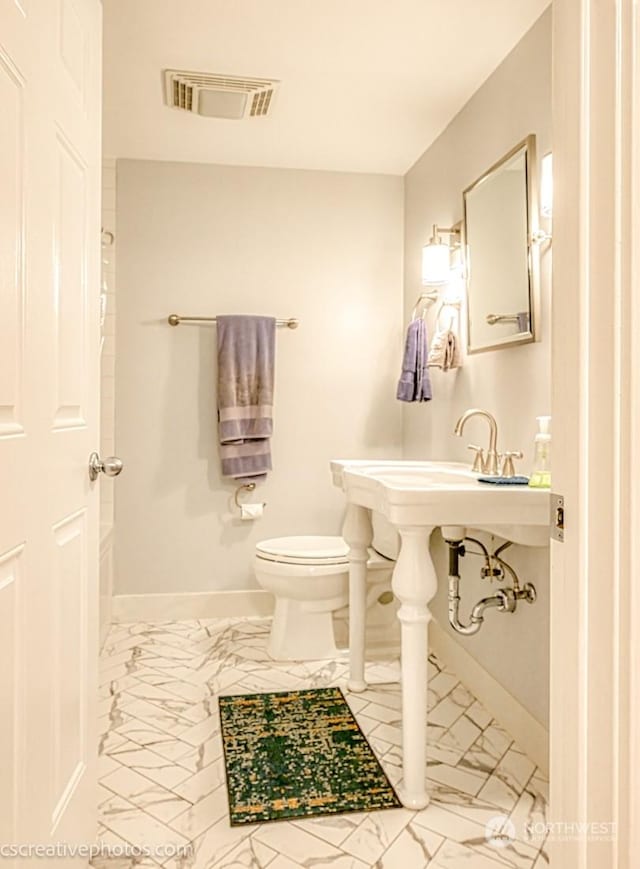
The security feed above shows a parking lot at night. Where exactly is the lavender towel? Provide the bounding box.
[396,319,432,402]
[216,315,276,480]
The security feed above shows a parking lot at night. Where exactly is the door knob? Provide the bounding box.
[88,451,124,482]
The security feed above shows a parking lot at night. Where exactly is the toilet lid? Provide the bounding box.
[255,535,350,566]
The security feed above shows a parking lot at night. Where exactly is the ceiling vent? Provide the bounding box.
[163,69,279,120]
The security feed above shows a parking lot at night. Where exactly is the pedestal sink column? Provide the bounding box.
[343,504,373,693]
[392,524,437,809]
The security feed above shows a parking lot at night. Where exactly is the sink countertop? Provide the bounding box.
[331,458,550,535]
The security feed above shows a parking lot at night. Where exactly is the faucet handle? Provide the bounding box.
[467,444,485,474]
[501,451,524,478]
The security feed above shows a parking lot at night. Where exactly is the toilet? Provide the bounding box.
[254,520,398,661]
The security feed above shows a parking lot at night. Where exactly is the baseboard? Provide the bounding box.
[429,619,549,775]
[111,589,275,622]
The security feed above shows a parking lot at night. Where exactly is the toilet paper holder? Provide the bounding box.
[234,482,266,510]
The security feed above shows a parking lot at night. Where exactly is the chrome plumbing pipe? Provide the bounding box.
[448,573,508,635]
[444,537,536,637]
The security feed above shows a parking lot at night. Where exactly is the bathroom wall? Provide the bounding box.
[115,160,404,596]
[403,10,552,727]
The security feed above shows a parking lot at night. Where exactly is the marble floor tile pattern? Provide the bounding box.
[95,618,549,869]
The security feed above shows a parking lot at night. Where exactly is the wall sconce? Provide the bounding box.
[421,224,461,285]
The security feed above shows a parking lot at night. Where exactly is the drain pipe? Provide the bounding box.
[444,533,536,636]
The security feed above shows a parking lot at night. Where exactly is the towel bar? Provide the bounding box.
[486,313,521,325]
[168,314,299,329]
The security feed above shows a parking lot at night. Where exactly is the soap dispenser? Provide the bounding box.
[528,416,551,489]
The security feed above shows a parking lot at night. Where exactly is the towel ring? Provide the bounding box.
[436,300,461,332]
[411,291,439,321]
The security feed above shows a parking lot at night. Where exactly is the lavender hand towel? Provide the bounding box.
[396,319,432,402]
[216,315,276,480]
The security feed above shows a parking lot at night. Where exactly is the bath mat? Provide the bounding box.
[219,686,401,825]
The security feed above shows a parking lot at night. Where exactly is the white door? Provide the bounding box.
[551,0,640,866]
[0,0,102,857]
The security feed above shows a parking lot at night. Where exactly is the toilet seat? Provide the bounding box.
[256,535,349,566]
[255,535,395,569]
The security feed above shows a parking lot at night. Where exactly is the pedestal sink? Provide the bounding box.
[330,459,550,809]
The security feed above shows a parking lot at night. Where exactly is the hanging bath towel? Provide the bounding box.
[396,319,432,402]
[216,315,276,481]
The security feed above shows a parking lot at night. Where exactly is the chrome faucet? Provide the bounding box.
[454,408,500,476]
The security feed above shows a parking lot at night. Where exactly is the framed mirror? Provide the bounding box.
[463,135,539,354]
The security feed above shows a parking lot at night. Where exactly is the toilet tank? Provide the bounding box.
[371,511,400,560]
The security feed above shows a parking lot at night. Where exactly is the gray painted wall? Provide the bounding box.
[115,160,404,595]
[403,10,552,726]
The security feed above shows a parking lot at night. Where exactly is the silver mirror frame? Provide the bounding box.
[462,134,541,355]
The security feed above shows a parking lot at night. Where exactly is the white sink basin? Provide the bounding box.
[355,464,474,488]
[331,459,549,547]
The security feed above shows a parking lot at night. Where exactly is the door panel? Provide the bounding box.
[0,544,24,859]
[0,3,30,851]
[0,48,25,438]
[51,510,87,833]
[0,0,101,856]
[59,0,87,102]
[54,132,88,430]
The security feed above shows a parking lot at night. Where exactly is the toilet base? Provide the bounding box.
[268,598,339,661]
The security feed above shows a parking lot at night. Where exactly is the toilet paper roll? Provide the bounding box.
[240,503,264,521]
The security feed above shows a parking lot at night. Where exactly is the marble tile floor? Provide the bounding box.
[95,617,549,869]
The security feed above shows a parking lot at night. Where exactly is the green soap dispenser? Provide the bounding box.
[529,416,551,489]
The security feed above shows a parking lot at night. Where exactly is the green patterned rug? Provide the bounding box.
[219,686,401,825]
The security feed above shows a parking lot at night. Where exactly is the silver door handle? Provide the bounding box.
[88,451,124,482]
